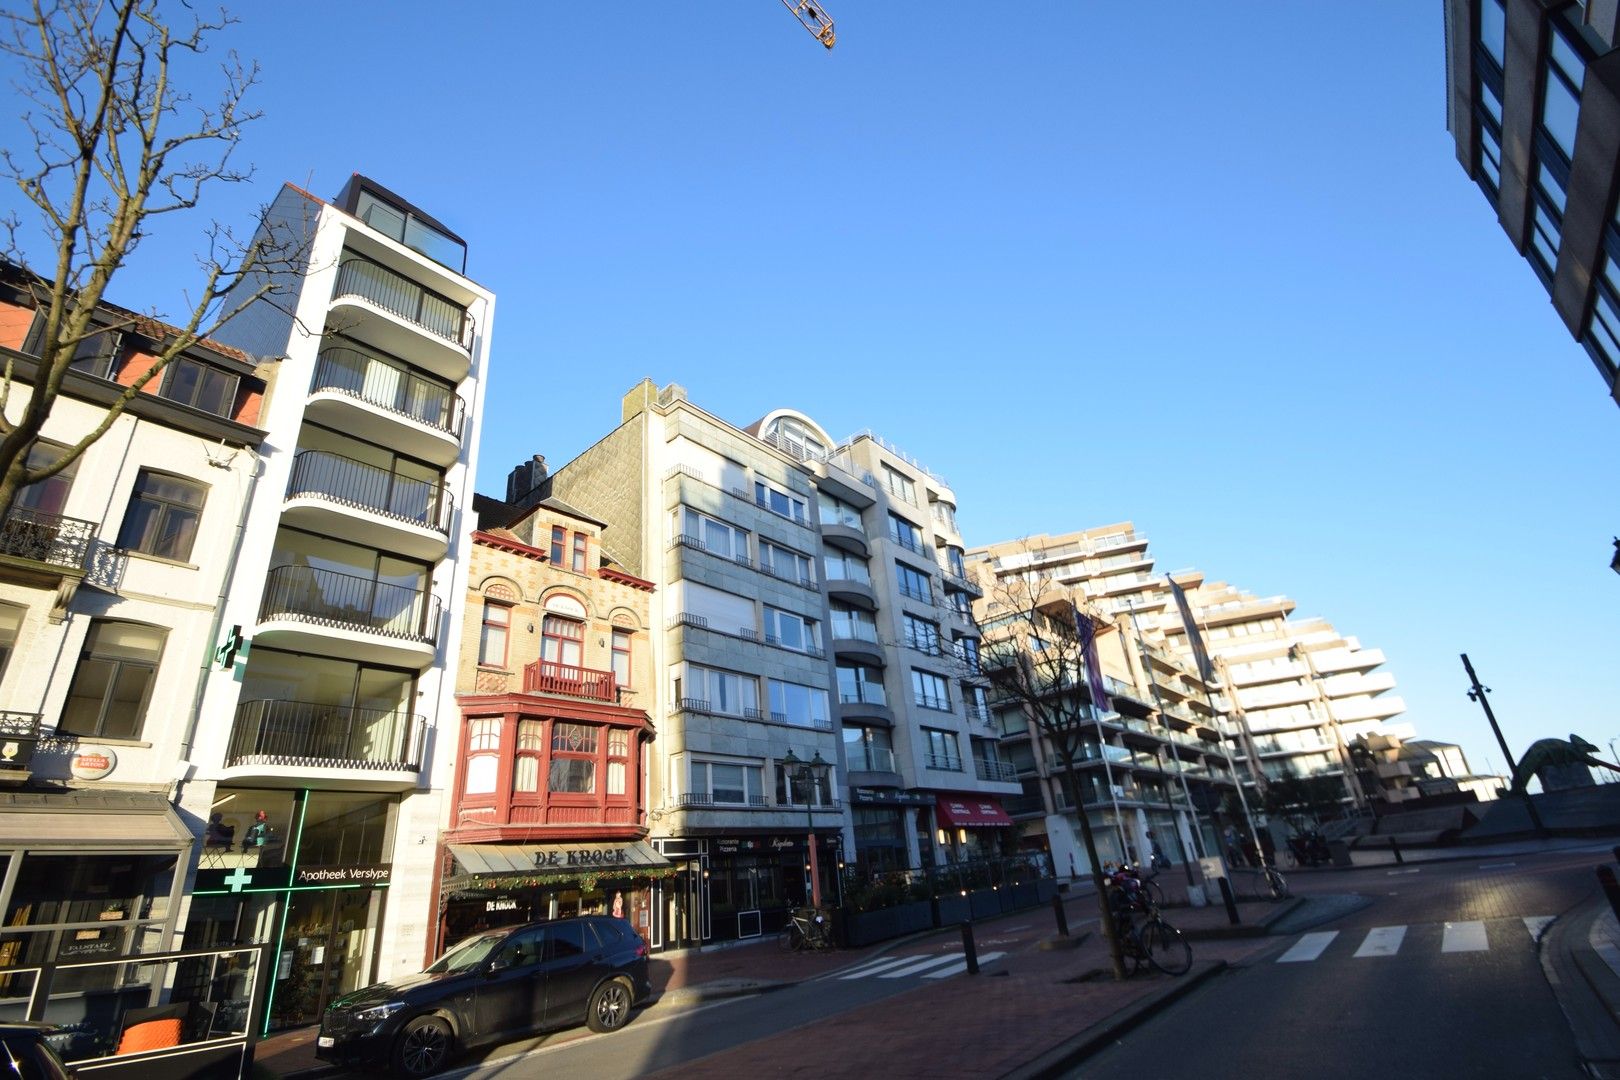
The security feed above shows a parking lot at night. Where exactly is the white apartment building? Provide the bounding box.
[180,176,493,1030]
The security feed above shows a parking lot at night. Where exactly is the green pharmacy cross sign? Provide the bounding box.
[223,867,253,893]
[215,625,250,671]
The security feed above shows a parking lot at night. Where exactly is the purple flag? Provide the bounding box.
[1167,578,1214,682]
[1071,602,1110,712]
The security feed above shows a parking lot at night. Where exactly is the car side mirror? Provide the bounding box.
[485,958,510,975]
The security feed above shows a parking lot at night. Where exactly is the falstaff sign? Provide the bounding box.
[534,847,633,868]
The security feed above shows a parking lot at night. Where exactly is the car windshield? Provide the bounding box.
[425,930,505,974]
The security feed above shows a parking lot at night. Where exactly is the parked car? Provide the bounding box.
[315,915,650,1076]
[0,1024,75,1080]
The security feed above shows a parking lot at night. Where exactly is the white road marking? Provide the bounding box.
[1277,931,1338,963]
[1442,921,1489,953]
[1353,926,1407,958]
[1477,862,1517,870]
[1524,916,1555,940]
[836,955,927,979]
[1386,869,1421,876]
[879,954,974,978]
[922,951,1006,978]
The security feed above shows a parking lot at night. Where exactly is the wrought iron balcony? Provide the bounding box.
[674,793,771,809]
[334,254,473,349]
[0,711,41,777]
[0,508,95,570]
[523,659,616,701]
[259,564,439,643]
[226,699,424,772]
[287,450,453,534]
[313,346,465,437]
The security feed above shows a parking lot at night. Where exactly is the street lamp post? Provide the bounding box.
[782,749,831,908]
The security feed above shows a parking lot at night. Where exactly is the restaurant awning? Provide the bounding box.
[934,795,1013,829]
[449,840,673,880]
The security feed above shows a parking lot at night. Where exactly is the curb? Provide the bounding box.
[999,959,1229,1080]
[1178,895,1303,940]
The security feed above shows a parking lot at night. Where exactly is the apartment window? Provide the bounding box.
[830,602,877,643]
[607,729,629,796]
[768,679,829,728]
[912,669,951,712]
[933,501,957,533]
[881,464,916,504]
[764,607,819,654]
[0,603,21,685]
[66,328,121,378]
[754,481,806,523]
[479,601,511,667]
[549,722,599,793]
[824,548,871,584]
[921,727,961,771]
[842,725,893,772]
[903,614,940,655]
[836,661,886,706]
[963,684,990,720]
[896,562,933,603]
[611,629,632,687]
[15,440,77,516]
[353,188,467,272]
[464,717,501,795]
[572,532,588,572]
[888,514,923,553]
[514,719,544,792]
[680,664,759,716]
[955,635,981,673]
[679,507,748,561]
[116,470,206,561]
[550,526,566,564]
[1478,0,1505,68]
[162,357,238,417]
[760,540,812,585]
[951,590,972,616]
[60,620,166,739]
[1542,26,1585,163]
[691,759,763,804]
[542,614,584,669]
[818,491,864,531]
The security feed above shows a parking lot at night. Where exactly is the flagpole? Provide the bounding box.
[1124,604,1207,881]
[1073,601,1129,865]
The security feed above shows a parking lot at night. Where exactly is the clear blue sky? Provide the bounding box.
[7,3,1618,780]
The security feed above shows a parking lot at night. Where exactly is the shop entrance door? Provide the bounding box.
[272,889,383,1029]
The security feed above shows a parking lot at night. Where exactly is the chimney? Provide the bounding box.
[506,455,548,510]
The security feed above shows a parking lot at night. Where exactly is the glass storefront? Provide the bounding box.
[188,786,396,1032]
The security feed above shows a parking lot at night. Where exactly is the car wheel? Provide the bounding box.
[586,978,633,1033]
[392,1016,453,1077]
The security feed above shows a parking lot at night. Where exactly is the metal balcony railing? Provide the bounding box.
[226,699,425,771]
[259,564,439,643]
[523,660,616,701]
[0,508,96,570]
[974,757,1019,783]
[313,346,465,437]
[334,254,473,349]
[287,450,453,534]
[0,711,41,773]
[849,746,896,772]
[925,752,963,771]
[674,793,771,809]
[838,684,888,707]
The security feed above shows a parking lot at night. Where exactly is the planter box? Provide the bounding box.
[969,887,1002,920]
[843,900,933,947]
[1009,882,1039,910]
[933,895,972,926]
[1036,878,1059,903]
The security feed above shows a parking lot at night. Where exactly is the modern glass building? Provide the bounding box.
[1444,0,1620,404]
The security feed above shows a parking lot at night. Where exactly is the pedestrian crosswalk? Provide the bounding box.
[833,950,1006,981]
[1276,917,1553,963]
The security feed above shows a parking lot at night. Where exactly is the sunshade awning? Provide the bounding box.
[449,840,673,879]
[934,795,1013,829]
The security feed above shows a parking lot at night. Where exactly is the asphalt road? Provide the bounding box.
[1072,848,1605,1080]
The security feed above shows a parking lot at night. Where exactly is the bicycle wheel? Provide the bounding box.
[1263,867,1290,901]
[1140,917,1192,976]
[778,924,800,951]
[1283,848,1299,869]
[1143,878,1167,912]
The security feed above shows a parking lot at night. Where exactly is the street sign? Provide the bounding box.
[1198,856,1227,881]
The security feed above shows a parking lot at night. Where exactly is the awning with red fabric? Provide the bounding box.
[934,794,1013,829]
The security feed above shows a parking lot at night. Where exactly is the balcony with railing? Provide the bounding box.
[225,698,425,778]
[308,346,465,466]
[523,660,617,702]
[330,254,474,380]
[924,752,964,772]
[257,564,439,665]
[847,746,898,774]
[284,450,453,560]
[0,508,96,578]
[974,757,1019,783]
[0,711,41,782]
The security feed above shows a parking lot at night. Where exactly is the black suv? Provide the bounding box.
[0,1024,74,1080]
[315,915,651,1076]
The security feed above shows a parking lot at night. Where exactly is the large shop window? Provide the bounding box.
[203,788,297,869]
[59,620,167,739]
[0,853,177,969]
[298,791,395,867]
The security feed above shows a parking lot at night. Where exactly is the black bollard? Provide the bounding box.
[960,920,979,975]
[1217,876,1240,925]
[1611,845,1620,867]
[1599,867,1620,923]
[1052,893,1070,938]
[1391,837,1403,865]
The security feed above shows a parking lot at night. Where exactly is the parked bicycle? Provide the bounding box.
[1104,866,1191,977]
[778,907,834,952]
[1228,862,1290,901]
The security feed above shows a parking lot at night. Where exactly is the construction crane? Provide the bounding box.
[781,0,835,49]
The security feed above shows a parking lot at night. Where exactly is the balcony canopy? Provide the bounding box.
[934,794,1013,829]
